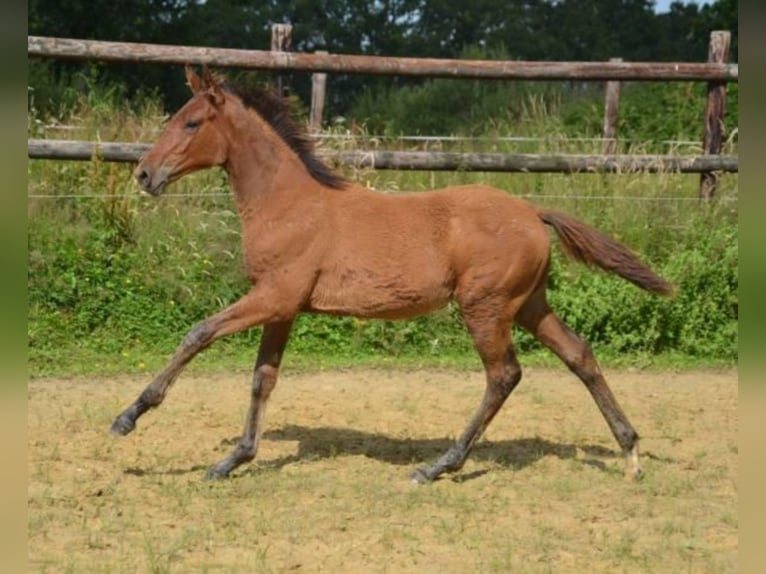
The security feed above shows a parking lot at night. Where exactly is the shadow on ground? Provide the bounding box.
[261,425,604,468]
[123,425,655,481]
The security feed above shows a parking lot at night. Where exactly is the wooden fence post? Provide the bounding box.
[270,23,293,96]
[310,51,328,132]
[699,31,731,200]
[602,57,622,154]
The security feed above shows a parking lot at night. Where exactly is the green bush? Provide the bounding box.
[351,63,739,155]
[28,192,737,375]
[541,215,737,360]
[27,78,738,376]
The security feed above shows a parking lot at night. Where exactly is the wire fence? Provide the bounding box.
[39,124,704,148]
[27,192,737,202]
[315,134,704,147]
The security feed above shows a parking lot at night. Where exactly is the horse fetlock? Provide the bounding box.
[440,445,467,471]
[232,444,257,463]
[138,388,163,407]
[204,446,256,481]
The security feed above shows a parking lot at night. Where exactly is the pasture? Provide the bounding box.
[28,367,737,572]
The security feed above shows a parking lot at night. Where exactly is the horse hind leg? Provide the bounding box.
[411,309,522,483]
[518,290,642,480]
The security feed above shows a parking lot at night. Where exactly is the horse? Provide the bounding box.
[110,66,673,483]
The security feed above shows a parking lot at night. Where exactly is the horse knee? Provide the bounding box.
[182,320,215,349]
[492,360,522,399]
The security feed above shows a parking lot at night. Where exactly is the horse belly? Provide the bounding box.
[308,267,453,319]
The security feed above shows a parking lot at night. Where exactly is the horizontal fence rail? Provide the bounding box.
[28,139,738,174]
[28,36,738,82]
[36,125,708,147]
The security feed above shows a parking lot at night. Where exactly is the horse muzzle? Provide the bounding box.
[134,164,172,196]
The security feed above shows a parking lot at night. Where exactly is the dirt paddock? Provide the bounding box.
[28,367,737,572]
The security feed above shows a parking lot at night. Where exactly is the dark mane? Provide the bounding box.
[223,83,347,190]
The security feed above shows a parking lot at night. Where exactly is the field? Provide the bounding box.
[28,366,737,573]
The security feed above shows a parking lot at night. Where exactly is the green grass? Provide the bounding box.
[28,338,735,381]
[27,82,738,378]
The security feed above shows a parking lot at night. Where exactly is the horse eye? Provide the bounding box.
[184,120,201,131]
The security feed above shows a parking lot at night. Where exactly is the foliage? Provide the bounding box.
[541,213,738,360]
[350,46,569,136]
[28,102,738,377]
[27,25,738,375]
[615,82,738,147]
[28,0,738,115]
[351,75,740,159]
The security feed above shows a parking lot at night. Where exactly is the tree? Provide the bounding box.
[28,0,738,116]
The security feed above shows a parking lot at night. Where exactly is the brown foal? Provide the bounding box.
[110,66,672,483]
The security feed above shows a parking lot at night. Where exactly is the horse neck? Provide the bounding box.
[222,111,321,218]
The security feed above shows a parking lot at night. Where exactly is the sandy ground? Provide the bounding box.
[28,367,737,573]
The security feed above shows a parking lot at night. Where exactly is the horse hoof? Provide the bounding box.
[109,415,135,436]
[203,466,229,481]
[624,466,644,482]
[410,467,434,485]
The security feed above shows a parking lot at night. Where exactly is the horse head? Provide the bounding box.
[134,66,230,195]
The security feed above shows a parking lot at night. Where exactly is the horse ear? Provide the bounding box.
[185,65,204,94]
[201,65,225,106]
[201,65,216,86]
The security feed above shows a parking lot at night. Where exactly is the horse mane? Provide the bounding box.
[222,82,347,190]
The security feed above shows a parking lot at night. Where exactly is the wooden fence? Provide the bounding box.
[27,139,736,174]
[27,31,738,197]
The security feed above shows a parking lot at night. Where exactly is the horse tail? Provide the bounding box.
[537,209,674,296]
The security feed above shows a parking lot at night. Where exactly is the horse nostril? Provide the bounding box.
[135,168,150,187]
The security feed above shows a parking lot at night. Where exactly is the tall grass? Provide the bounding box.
[27,80,738,376]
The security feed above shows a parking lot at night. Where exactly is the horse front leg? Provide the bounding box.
[109,286,290,436]
[205,320,293,479]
